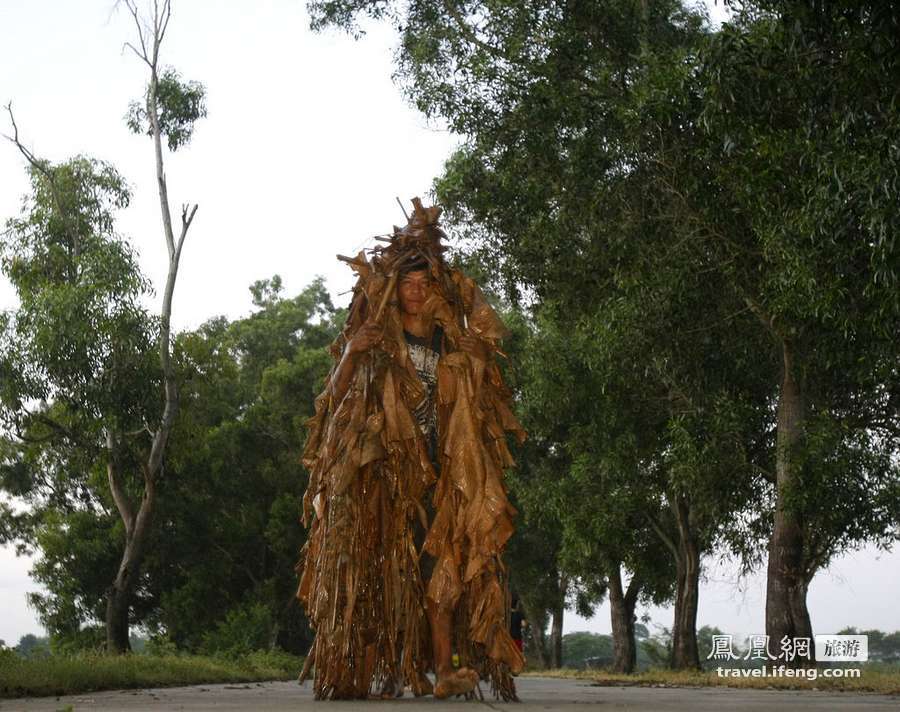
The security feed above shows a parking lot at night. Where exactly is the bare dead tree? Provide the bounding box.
[104,0,199,653]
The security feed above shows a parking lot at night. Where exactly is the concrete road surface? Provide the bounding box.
[2,676,898,711]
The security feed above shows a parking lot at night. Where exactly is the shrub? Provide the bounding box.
[200,601,272,658]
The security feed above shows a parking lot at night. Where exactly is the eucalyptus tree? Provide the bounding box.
[93,0,207,652]
[0,0,206,652]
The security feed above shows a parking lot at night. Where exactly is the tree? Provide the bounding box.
[691,1,900,663]
[0,143,160,647]
[140,277,340,654]
[14,634,50,659]
[464,269,616,671]
[95,0,205,652]
[303,0,751,673]
[502,285,767,672]
[305,0,900,671]
[509,303,676,673]
[1,0,205,653]
[838,628,900,664]
[0,265,338,655]
[561,631,613,669]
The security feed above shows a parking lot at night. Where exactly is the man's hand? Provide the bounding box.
[346,321,383,355]
[458,333,490,361]
[329,321,383,403]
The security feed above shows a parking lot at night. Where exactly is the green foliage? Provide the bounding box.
[137,276,339,654]
[562,631,613,669]
[126,66,207,151]
[200,601,272,658]
[48,626,107,656]
[1,156,154,423]
[696,626,739,668]
[13,634,50,659]
[838,628,900,664]
[692,1,900,568]
[1,154,337,654]
[0,153,161,640]
[305,0,900,631]
[144,633,180,657]
[641,626,672,668]
[0,651,304,699]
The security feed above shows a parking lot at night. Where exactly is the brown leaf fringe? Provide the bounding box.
[295,199,526,700]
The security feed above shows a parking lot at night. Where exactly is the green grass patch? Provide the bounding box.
[524,666,900,695]
[0,649,304,699]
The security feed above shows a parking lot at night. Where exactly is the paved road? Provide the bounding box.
[2,676,898,711]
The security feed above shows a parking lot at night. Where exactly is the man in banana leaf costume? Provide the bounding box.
[296,198,526,700]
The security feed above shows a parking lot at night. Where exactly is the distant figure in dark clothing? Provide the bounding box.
[510,594,525,655]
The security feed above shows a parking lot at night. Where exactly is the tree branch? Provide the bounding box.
[743,295,780,338]
[122,40,150,66]
[4,104,88,283]
[441,1,505,59]
[119,0,151,64]
[106,430,136,537]
[645,512,680,562]
[122,0,196,484]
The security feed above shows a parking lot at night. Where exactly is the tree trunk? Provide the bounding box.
[670,495,701,670]
[609,565,641,673]
[105,439,157,654]
[549,581,565,668]
[549,605,563,668]
[765,340,815,667]
[105,582,131,653]
[522,600,550,668]
[105,519,154,653]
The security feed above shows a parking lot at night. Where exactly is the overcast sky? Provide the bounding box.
[1,0,897,649]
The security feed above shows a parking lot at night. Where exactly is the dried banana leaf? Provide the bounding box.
[295,199,525,700]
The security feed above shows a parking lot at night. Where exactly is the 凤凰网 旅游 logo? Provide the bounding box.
[707,633,868,663]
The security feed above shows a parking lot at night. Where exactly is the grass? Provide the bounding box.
[524,665,900,695]
[0,649,304,699]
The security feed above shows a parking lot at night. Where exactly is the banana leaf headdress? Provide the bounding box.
[334,197,508,360]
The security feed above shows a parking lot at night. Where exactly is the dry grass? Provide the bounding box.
[523,665,900,695]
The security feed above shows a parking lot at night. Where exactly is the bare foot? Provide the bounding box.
[412,671,434,697]
[378,677,403,699]
[434,667,479,699]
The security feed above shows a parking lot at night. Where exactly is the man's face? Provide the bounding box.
[397,269,432,315]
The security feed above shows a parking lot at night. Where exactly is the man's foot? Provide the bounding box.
[412,671,434,697]
[434,667,479,699]
[378,677,403,699]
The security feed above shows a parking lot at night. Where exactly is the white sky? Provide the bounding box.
[1,0,897,649]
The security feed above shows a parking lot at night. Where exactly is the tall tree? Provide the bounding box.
[95,0,206,652]
[0,136,158,648]
[305,0,900,670]
[692,1,900,660]
[304,0,755,670]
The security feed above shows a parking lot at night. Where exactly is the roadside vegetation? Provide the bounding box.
[525,667,900,695]
[0,647,303,699]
